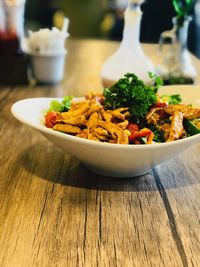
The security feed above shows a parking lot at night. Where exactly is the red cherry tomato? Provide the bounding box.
[152,102,167,108]
[45,111,58,128]
[127,123,139,133]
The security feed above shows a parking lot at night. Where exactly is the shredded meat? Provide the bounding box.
[98,121,129,144]
[85,99,102,117]
[116,120,129,130]
[94,127,110,141]
[53,124,81,134]
[61,101,89,118]
[87,112,101,140]
[166,110,184,142]
[146,108,160,126]
[101,110,113,122]
[164,104,200,120]
[110,107,129,121]
[61,115,87,126]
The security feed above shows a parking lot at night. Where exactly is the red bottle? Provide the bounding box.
[0,0,28,84]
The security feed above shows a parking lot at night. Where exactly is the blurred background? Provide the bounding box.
[24,0,200,58]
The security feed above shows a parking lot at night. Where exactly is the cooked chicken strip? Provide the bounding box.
[85,100,102,117]
[166,110,183,142]
[98,121,129,144]
[117,120,129,130]
[76,131,88,139]
[87,112,99,131]
[87,112,101,140]
[101,110,113,122]
[70,101,86,111]
[61,115,87,126]
[53,124,81,134]
[61,101,89,118]
[146,108,160,126]
[164,104,200,120]
[94,127,110,141]
[111,107,130,121]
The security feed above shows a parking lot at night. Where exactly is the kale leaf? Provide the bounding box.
[148,125,165,143]
[161,94,182,105]
[48,96,73,112]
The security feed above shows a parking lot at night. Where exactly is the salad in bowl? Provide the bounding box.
[45,73,200,145]
[11,73,200,177]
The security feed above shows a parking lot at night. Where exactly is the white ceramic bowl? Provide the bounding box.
[11,85,200,177]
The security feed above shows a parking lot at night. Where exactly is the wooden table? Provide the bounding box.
[0,39,200,267]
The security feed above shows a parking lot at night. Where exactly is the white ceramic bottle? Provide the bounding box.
[101,1,155,88]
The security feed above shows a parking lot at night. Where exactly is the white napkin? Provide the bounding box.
[23,18,69,56]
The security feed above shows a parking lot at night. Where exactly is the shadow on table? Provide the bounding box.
[21,141,198,192]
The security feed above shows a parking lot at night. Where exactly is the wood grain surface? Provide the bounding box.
[0,39,200,267]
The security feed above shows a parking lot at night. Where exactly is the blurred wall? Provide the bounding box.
[140,0,176,43]
[25,0,58,30]
[56,0,107,38]
[25,0,107,38]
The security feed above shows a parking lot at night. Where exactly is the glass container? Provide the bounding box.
[157,16,196,85]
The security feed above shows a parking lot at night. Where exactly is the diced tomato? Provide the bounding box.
[127,123,139,133]
[129,128,151,141]
[129,128,154,144]
[152,102,167,108]
[45,111,58,128]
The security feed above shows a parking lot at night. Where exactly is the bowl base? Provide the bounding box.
[85,164,150,178]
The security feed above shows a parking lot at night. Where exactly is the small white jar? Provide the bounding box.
[30,51,67,84]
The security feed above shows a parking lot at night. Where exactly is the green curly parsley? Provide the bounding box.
[103,72,163,123]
